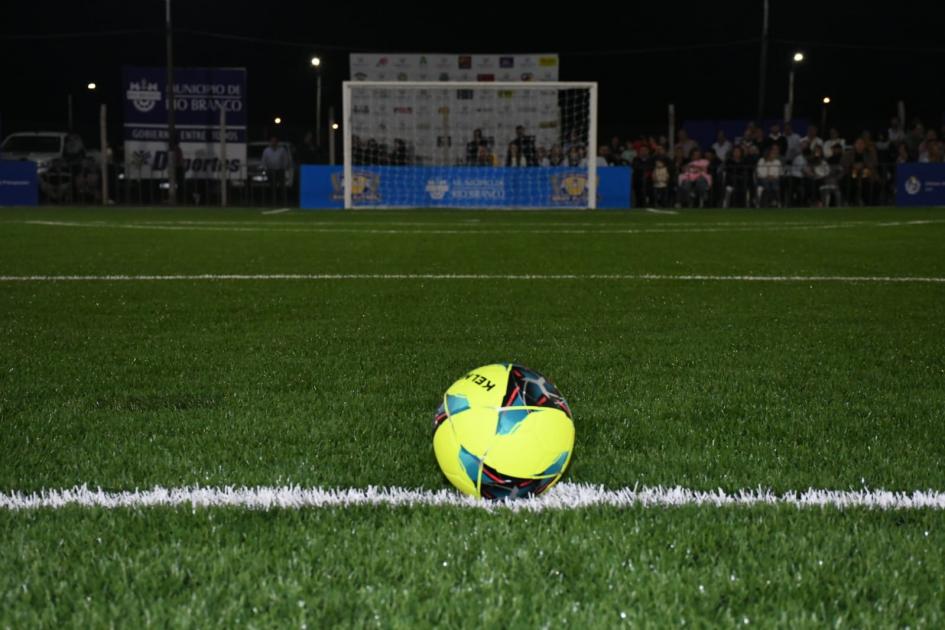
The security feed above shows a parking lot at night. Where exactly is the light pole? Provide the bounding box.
[785,51,804,123]
[166,0,177,205]
[821,97,831,135]
[311,56,322,149]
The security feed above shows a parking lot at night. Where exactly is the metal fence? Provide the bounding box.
[632,162,901,209]
[37,161,297,207]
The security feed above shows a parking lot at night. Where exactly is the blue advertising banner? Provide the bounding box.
[300,166,632,209]
[896,163,945,206]
[0,160,38,206]
[122,66,247,179]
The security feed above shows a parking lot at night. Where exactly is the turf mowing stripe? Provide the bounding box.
[1,274,944,283]
[2,484,944,511]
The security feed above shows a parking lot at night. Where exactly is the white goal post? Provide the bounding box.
[342,81,598,209]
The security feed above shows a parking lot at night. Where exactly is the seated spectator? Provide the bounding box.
[823,128,845,156]
[548,144,565,166]
[506,142,528,167]
[609,136,622,160]
[536,147,550,167]
[651,158,671,207]
[761,124,788,159]
[703,148,723,206]
[841,138,878,205]
[712,130,732,162]
[888,117,906,145]
[677,148,712,208]
[476,144,496,167]
[919,130,939,162]
[566,146,582,167]
[674,129,697,156]
[800,125,823,153]
[809,145,832,207]
[723,146,752,208]
[755,145,783,207]
[620,142,636,165]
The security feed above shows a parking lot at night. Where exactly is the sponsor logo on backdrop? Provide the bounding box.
[393,106,413,114]
[520,72,534,81]
[477,57,494,68]
[419,56,428,65]
[354,72,368,81]
[426,179,449,200]
[551,173,589,203]
[397,73,408,81]
[331,171,381,202]
[500,57,514,68]
[539,57,558,67]
[438,72,450,81]
[126,79,161,113]
[376,57,389,67]
[477,74,495,82]
[458,56,472,69]
[905,175,922,195]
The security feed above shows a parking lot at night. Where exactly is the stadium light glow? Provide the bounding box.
[331,123,339,130]
[793,52,805,63]
[823,96,831,104]
[274,117,282,125]
[87,82,97,91]
[310,56,321,68]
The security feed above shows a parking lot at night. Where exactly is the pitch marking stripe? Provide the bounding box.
[2,483,944,511]
[1,274,944,283]
[12,219,945,235]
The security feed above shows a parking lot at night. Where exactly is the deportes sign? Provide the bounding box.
[122,66,247,180]
[896,163,945,206]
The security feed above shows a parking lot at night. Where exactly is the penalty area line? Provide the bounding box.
[2,483,944,511]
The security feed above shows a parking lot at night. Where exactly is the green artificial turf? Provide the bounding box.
[1,206,944,626]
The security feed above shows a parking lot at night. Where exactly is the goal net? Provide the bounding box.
[342,81,598,209]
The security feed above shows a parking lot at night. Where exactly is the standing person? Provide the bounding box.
[63,132,86,201]
[755,145,783,207]
[298,131,319,165]
[261,136,291,205]
[712,130,732,162]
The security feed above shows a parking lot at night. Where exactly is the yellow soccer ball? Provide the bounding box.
[432,363,574,500]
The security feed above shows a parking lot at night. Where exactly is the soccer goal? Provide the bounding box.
[342,81,598,209]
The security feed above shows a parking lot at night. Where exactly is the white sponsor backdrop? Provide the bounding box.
[348,54,561,165]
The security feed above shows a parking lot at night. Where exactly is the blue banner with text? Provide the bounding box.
[300,166,631,209]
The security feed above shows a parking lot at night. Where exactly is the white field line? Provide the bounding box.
[2,483,944,511]
[643,207,680,215]
[261,207,292,215]
[1,273,944,284]
[11,218,945,235]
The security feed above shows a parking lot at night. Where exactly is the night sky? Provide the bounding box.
[2,0,944,143]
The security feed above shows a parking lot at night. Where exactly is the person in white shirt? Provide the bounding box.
[260,136,292,204]
[887,117,905,145]
[800,125,824,153]
[712,130,732,162]
[755,145,783,207]
[823,128,846,156]
[506,142,528,167]
[783,122,802,161]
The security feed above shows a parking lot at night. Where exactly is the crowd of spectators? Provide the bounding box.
[615,118,944,208]
[352,116,944,207]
